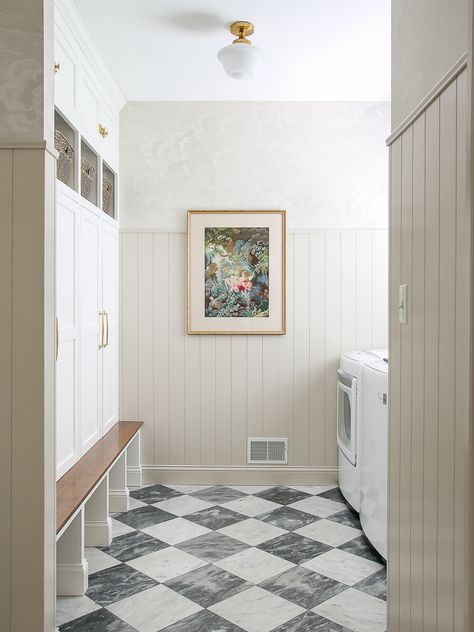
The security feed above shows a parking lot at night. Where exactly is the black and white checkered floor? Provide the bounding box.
[57,484,387,632]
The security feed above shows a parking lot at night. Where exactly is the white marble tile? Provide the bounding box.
[85,547,121,574]
[221,495,281,517]
[303,549,383,585]
[141,517,211,545]
[56,595,101,626]
[111,517,136,538]
[229,485,274,494]
[289,495,346,518]
[152,494,213,516]
[107,584,202,632]
[289,485,338,495]
[129,497,149,510]
[210,586,304,632]
[165,484,212,494]
[126,546,207,582]
[215,547,294,584]
[295,519,362,546]
[312,587,387,632]
[218,518,287,546]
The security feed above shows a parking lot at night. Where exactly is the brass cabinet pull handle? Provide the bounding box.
[98,124,108,138]
[99,310,104,349]
[54,62,60,74]
[56,317,59,361]
[104,311,109,348]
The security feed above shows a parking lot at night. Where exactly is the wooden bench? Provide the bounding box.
[56,421,143,596]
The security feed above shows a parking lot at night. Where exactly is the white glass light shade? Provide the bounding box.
[217,42,263,79]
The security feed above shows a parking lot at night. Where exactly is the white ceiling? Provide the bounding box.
[73,0,391,101]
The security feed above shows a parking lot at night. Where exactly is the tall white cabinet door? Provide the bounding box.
[80,207,102,453]
[56,191,80,478]
[101,221,119,434]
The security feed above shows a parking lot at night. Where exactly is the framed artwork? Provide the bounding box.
[187,210,286,335]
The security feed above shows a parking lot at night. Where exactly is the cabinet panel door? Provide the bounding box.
[99,98,119,172]
[54,30,78,122]
[56,191,80,478]
[80,208,102,452]
[78,65,101,152]
[102,221,119,434]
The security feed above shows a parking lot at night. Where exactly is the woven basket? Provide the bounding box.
[81,157,95,200]
[102,176,114,215]
[54,129,74,185]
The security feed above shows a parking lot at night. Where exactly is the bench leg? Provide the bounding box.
[109,451,129,513]
[57,509,88,596]
[127,433,142,487]
[85,476,112,547]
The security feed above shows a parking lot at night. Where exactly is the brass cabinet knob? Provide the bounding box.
[98,124,108,138]
[54,62,61,74]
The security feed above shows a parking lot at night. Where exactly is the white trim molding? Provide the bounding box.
[141,465,338,486]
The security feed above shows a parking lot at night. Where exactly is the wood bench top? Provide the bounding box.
[56,421,143,534]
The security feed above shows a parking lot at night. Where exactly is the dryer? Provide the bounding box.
[337,349,387,512]
[360,359,389,559]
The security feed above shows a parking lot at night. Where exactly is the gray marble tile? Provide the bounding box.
[312,587,386,632]
[160,609,246,632]
[86,563,157,606]
[338,535,385,564]
[130,484,183,505]
[255,486,312,505]
[256,506,321,531]
[317,487,347,504]
[272,610,353,632]
[257,532,332,565]
[354,568,387,601]
[113,505,176,529]
[326,509,362,530]
[190,486,246,504]
[176,530,248,562]
[100,530,168,562]
[185,506,247,530]
[59,608,137,631]
[165,564,250,607]
[260,566,347,609]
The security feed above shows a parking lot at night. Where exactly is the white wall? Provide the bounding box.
[391,0,468,128]
[120,101,390,480]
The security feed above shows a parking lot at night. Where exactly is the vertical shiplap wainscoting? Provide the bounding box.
[388,60,470,631]
[120,228,388,483]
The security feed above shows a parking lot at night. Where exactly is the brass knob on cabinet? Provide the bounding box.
[98,124,108,138]
[54,62,61,74]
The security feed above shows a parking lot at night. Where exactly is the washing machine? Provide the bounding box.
[337,349,388,512]
[360,359,389,559]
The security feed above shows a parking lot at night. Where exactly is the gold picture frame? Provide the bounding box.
[187,210,286,335]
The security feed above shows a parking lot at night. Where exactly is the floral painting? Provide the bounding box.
[204,227,269,318]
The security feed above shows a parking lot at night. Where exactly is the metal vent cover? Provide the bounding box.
[247,438,288,464]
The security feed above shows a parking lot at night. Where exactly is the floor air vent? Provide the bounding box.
[247,438,288,464]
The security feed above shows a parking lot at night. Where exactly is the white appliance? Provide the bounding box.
[360,359,389,559]
[337,349,387,512]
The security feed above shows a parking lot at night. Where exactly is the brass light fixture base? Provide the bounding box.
[230,21,255,44]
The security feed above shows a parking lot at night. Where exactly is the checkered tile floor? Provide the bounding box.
[57,484,387,632]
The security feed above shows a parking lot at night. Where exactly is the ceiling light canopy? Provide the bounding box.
[217,21,262,80]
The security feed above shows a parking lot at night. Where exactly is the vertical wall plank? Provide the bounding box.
[423,98,440,632]
[437,81,457,630]
[388,136,402,631]
[168,234,185,464]
[215,336,232,465]
[410,112,426,630]
[293,233,311,465]
[309,233,325,466]
[356,232,373,349]
[201,336,216,464]
[121,233,138,420]
[137,233,154,464]
[231,336,247,465]
[340,232,357,353]
[153,234,170,464]
[246,337,263,441]
[278,233,294,461]
[184,333,201,464]
[372,232,389,347]
[262,336,279,437]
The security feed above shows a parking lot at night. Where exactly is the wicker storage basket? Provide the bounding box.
[81,157,95,200]
[54,129,74,185]
[102,176,114,215]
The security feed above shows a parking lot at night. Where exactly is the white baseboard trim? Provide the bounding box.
[85,518,113,547]
[109,488,130,513]
[56,559,89,596]
[127,465,143,487]
[142,465,338,486]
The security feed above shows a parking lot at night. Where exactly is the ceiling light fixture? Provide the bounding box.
[217,21,262,80]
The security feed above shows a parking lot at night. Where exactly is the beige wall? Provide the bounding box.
[119,101,389,481]
[392,0,468,129]
[388,66,470,631]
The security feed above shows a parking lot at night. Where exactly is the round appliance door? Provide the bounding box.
[337,369,356,466]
